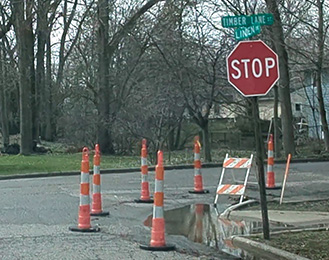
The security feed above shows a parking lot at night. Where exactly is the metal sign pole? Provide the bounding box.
[251,97,270,240]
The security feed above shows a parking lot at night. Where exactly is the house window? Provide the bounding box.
[295,103,302,112]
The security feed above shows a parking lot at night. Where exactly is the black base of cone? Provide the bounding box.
[188,189,210,194]
[69,226,100,232]
[90,211,110,216]
[134,198,154,203]
[266,186,282,190]
[139,244,175,251]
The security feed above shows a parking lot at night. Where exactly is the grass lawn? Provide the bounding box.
[0,153,140,175]
[0,147,254,176]
[255,230,329,260]
[244,200,329,260]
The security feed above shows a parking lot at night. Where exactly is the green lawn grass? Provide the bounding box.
[0,148,254,176]
[0,153,140,175]
[244,200,329,259]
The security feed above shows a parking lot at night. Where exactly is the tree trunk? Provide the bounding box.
[168,127,175,151]
[265,0,295,157]
[174,122,181,149]
[97,0,115,154]
[273,85,281,158]
[0,47,9,149]
[201,120,212,162]
[36,0,47,141]
[44,30,53,141]
[12,0,34,154]
[316,71,329,149]
[315,0,329,150]
[96,0,164,154]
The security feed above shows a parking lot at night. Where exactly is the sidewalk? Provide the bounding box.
[222,200,329,260]
[230,209,329,227]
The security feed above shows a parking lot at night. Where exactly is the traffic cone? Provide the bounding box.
[189,137,209,194]
[266,134,281,189]
[91,144,109,216]
[135,139,153,203]
[70,147,100,232]
[140,151,175,251]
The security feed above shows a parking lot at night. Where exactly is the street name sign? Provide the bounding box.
[222,15,249,28]
[234,24,261,41]
[226,40,279,97]
[221,13,274,28]
[250,13,274,26]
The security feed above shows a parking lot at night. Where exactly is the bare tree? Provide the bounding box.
[0,46,9,149]
[265,0,295,156]
[96,0,165,154]
[11,0,35,154]
[283,0,329,149]
[314,0,329,150]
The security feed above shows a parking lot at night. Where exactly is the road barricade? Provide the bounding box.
[214,154,253,205]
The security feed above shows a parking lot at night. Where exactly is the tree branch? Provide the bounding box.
[107,0,165,57]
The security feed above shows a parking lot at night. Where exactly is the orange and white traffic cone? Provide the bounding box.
[189,137,209,194]
[135,139,153,203]
[91,144,109,216]
[70,147,100,232]
[266,134,281,189]
[140,151,175,251]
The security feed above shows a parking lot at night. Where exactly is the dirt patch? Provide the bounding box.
[253,230,329,260]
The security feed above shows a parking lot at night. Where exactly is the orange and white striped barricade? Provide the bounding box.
[189,137,209,194]
[266,134,281,189]
[214,154,253,205]
[70,147,100,232]
[91,144,109,216]
[140,151,175,251]
[135,139,153,203]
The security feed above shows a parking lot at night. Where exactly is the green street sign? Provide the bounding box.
[221,15,250,28]
[234,24,261,41]
[222,13,274,28]
[250,14,274,26]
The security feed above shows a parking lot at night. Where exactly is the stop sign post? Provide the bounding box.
[226,40,279,240]
[226,40,279,97]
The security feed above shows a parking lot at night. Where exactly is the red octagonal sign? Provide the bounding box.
[226,40,280,97]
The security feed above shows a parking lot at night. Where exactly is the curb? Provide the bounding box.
[0,163,219,181]
[231,236,309,260]
[0,158,328,181]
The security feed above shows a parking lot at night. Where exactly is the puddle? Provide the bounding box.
[143,204,272,259]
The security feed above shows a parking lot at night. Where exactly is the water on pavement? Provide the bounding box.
[143,203,293,259]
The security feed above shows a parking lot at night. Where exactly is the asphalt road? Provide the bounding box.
[0,161,327,259]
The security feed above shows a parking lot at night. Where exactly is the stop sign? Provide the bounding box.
[226,40,279,97]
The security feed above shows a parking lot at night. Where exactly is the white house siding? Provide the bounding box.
[303,70,329,139]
